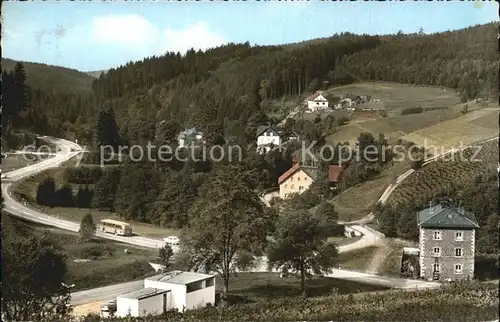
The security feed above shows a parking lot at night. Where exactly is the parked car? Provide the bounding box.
[163,236,180,246]
[100,300,117,318]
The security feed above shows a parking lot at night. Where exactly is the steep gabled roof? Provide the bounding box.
[306,92,328,102]
[278,164,318,185]
[417,205,479,229]
[278,163,300,185]
[256,125,280,138]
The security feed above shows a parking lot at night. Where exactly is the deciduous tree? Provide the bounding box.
[267,210,339,294]
[80,213,96,241]
[179,165,274,295]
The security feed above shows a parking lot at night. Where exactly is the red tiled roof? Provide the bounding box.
[307,92,327,102]
[278,163,300,185]
[328,165,344,183]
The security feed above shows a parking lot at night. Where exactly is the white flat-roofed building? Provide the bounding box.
[144,271,216,312]
[116,288,171,317]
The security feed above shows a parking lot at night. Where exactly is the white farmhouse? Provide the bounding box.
[116,271,216,317]
[256,125,299,154]
[305,92,329,112]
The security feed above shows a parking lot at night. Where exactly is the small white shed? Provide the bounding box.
[144,271,216,312]
[116,288,171,317]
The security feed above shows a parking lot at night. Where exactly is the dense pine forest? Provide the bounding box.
[2,23,498,248]
[2,23,497,149]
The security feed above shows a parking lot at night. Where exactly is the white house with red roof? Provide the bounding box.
[306,91,329,112]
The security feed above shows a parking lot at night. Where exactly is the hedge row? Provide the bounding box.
[80,282,498,321]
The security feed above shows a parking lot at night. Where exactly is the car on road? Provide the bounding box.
[163,236,180,246]
[100,300,117,318]
[1,174,7,179]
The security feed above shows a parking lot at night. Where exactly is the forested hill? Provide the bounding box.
[3,23,498,146]
[1,58,94,93]
[86,23,494,145]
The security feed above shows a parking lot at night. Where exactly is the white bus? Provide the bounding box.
[99,219,132,236]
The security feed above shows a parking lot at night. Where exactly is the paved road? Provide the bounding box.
[2,137,165,249]
[9,136,497,306]
[71,281,144,306]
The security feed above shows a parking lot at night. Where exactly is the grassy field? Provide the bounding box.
[336,246,379,271]
[400,106,498,152]
[1,154,50,172]
[12,162,180,238]
[217,272,389,302]
[13,161,86,200]
[38,207,179,238]
[324,81,460,114]
[6,215,162,292]
[325,102,479,146]
[332,159,411,221]
[388,139,498,207]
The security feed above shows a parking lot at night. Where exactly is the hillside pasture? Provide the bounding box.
[387,139,498,207]
[324,81,460,114]
[326,101,496,147]
[326,105,465,146]
[400,107,498,153]
[332,159,411,221]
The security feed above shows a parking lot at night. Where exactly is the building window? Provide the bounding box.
[455,248,463,257]
[433,263,440,273]
[291,184,294,189]
[455,231,463,241]
[454,264,463,274]
[297,177,301,181]
[284,184,288,188]
[316,102,319,105]
[433,231,442,240]
[290,177,293,182]
[433,247,441,257]
[299,186,304,191]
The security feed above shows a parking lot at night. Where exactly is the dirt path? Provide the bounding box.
[365,239,389,274]
[73,301,102,317]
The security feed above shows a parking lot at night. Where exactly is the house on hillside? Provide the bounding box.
[305,92,329,112]
[116,271,215,317]
[278,162,344,198]
[256,125,299,154]
[178,128,203,148]
[417,203,479,282]
[327,165,344,189]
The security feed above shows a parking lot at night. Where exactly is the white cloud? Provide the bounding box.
[161,21,225,54]
[89,14,225,56]
[90,14,159,47]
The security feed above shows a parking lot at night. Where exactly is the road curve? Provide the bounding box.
[2,137,165,250]
[10,136,496,307]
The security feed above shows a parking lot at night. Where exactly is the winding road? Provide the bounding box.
[4,135,496,307]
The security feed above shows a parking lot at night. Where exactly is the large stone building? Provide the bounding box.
[417,204,479,281]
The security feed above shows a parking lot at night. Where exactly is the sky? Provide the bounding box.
[2,1,497,72]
